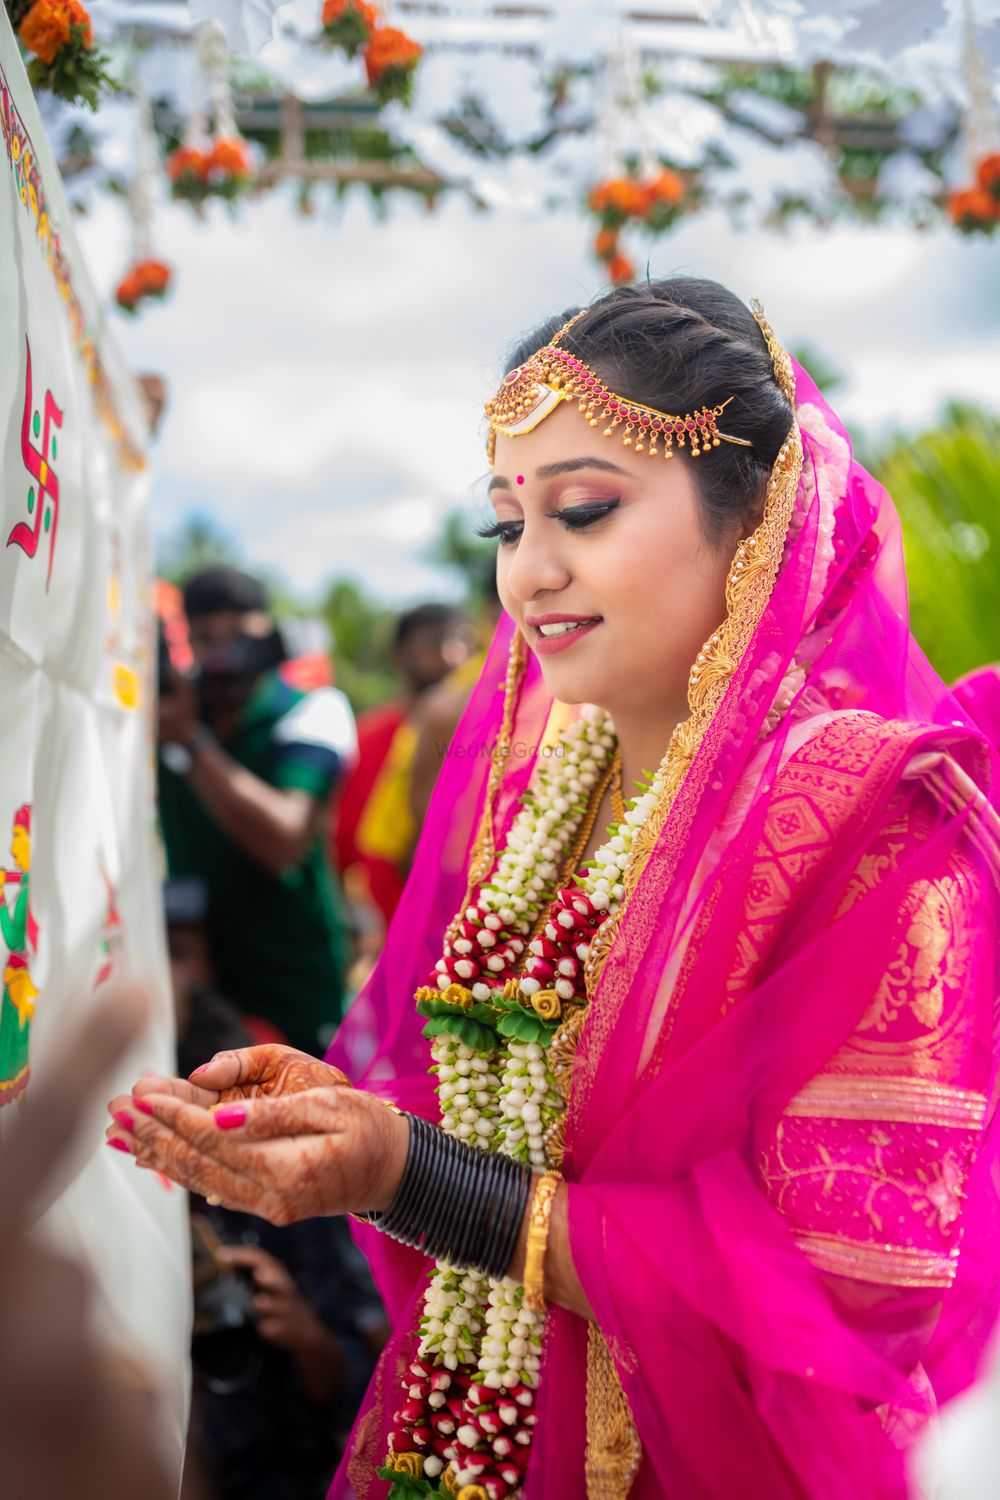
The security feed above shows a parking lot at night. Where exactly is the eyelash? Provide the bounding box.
[475,500,620,547]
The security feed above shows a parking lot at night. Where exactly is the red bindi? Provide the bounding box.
[516,475,524,485]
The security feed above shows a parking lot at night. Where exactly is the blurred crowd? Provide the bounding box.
[152,561,497,1497]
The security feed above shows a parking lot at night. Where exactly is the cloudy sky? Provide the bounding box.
[75,181,1000,605]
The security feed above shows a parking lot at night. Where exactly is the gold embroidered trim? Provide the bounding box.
[784,1074,988,1130]
[795,1230,959,1288]
[586,1328,643,1500]
[462,629,528,906]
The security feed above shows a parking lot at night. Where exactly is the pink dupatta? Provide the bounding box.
[328,359,1000,1499]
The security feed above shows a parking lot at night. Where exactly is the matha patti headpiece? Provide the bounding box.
[484,308,754,464]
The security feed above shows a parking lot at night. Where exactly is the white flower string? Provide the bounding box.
[380,705,673,1498]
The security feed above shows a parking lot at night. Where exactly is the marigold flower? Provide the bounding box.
[166,145,209,182]
[321,0,378,27]
[208,137,252,178]
[608,252,636,284]
[116,259,171,310]
[594,228,618,261]
[19,0,71,65]
[947,186,998,231]
[364,23,423,83]
[976,152,1000,201]
[588,177,650,219]
[648,167,684,205]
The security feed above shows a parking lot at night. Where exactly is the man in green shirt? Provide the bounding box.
[158,568,356,1055]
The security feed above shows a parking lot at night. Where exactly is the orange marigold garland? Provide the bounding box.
[607,251,636,285]
[14,0,115,109]
[320,0,379,57]
[365,23,423,107]
[975,151,1000,204]
[115,259,172,316]
[206,135,254,198]
[587,165,688,283]
[166,144,211,201]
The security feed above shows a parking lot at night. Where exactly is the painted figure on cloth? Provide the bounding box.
[94,863,124,990]
[8,337,63,588]
[0,804,39,1106]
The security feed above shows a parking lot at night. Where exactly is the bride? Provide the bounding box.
[108,277,1000,1500]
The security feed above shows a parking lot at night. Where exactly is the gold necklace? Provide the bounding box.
[610,748,625,825]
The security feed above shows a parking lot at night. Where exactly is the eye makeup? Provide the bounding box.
[476,498,620,546]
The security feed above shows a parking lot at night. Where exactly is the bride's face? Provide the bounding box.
[491,403,736,718]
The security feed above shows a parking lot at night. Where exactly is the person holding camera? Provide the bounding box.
[158,567,357,1055]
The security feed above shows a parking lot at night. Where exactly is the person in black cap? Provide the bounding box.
[158,567,356,1054]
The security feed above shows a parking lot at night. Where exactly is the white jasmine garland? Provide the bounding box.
[387,703,679,1496]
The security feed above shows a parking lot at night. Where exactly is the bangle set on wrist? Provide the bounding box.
[359,1113,541,1287]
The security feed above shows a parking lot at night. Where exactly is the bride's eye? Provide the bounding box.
[475,519,524,546]
[556,500,620,530]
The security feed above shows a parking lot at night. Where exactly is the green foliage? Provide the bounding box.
[26,27,117,111]
[872,404,1000,684]
[320,576,399,712]
[157,515,239,585]
[787,343,845,396]
[423,509,498,611]
[374,1465,434,1498]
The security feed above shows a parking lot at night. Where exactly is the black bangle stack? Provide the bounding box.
[364,1114,532,1281]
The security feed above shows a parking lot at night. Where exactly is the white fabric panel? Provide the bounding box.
[0,12,189,1483]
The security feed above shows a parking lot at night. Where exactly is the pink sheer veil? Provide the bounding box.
[328,354,1000,1499]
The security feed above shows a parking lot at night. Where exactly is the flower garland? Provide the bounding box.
[318,0,424,108]
[588,168,688,284]
[947,154,1000,235]
[8,0,115,109]
[167,21,255,209]
[115,257,170,314]
[379,706,671,1499]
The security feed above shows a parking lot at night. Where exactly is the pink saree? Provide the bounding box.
[327,359,1000,1499]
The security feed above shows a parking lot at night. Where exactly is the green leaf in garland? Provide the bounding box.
[374,1464,434,1497]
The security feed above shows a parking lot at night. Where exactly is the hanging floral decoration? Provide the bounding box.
[320,0,378,57]
[364,24,423,106]
[165,143,211,201]
[116,90,172,317]
[7,0,115,109]
[205,134,254,196]
[947,153,1000,235]
[316,0,423,108]
[587,168,687,283]
[115,258,171,314]
[166,22,255,210]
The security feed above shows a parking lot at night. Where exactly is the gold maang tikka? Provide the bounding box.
[484,309,753,464]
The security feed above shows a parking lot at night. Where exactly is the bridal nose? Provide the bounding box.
[502,531,571,607]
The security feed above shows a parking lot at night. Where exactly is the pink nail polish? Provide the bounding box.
[133,1098,155,1116]
[113,1110,134,1131]
[214,1104,247,1130]
[107,1137,131,1154]
[189,1063,210,1077]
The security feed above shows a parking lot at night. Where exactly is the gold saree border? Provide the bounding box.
[794,1230,959,1288]
[784,1073,988,1130]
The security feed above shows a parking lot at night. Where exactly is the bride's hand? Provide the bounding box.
[126,1044,351,1114]
[103,1087,408,1224]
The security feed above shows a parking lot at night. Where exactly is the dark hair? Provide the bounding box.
[394,602,468,649]
[182,565,269,619]
[504,277,792,545]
